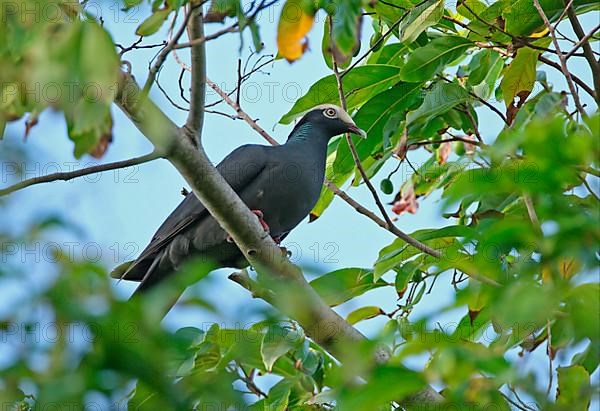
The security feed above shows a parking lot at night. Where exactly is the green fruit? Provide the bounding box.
[370,32,383,52]
[380,178,394,194]
[455,141,466,155]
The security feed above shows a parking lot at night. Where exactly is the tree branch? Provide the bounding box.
[328,16,397,232]
[205,80,443,259]
[114,69,393,379]
[139,6,199,106]
[0,151,161,197]
[184,2,206,137]
[564,4,600,105]
[538,55,596,99]
[533,0,586,117]
[205,78,278,145]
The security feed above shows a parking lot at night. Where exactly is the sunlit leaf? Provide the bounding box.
[277,0,315,62]
[280,65,402,124]
[347,306,383,325]
[136,8,171,36]
[399,36,472,82]
[261,325,304,371]
[400,0,444,43]
[556,365,591,410]
[310,268,387,307]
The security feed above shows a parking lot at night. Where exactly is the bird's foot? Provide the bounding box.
[226,209,270,243]
[250,209,270,233]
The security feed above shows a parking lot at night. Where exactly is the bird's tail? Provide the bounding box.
[110,260,134,279]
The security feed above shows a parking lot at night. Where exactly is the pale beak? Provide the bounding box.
[347,124,367,138]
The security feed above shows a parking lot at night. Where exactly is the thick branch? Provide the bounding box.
[116,70,444,407]
[114,70,375,366]
[0,152,161,197]
[185,3,206,137]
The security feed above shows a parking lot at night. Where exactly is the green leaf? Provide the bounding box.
[136,9,171,36]
[400,0,444,43]
[333,82,423,175]
[248,21,263,52]
[399,36,472,82]
[368,43,409,66]
[310,268,387,307]
[556,365,591,410]
[407,82,469,125]
[321,18,334,70]
[499,45,546,108]
[331,0,362,59]
[567,283,600,343]
[261,325,304,371]
[265,379,293,411]
[572,341,600,375]
[374,226,474,280]
[504,0,599,37]
[493,281,560,331]
[205,0,240,22]
[456,0,487,20]
[65,99,112,158]
[80,21,120,105]
[280,65,402,124]
[347,306,382,325]
[471,52,504,100]
[338,365,426,409]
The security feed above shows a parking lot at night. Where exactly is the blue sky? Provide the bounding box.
[1,0,598,403]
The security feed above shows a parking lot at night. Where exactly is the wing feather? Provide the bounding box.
[115,144,269,280]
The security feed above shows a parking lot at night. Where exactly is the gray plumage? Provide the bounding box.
[111,104,366,294]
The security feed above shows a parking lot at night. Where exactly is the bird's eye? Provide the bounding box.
[323,108,337,118]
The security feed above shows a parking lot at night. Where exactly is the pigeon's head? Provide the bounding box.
[295,104,367,139]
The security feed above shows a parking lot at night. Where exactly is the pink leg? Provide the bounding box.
[250,209,270,232]
[227,209,270,243]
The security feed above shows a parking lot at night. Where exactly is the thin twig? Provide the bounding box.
[0,152,162,197]
[538,55,596,99]
[329,16,397,231]
[409,137,483,148]
[206,79,278,145]
[565,5,600,105]
[564,23,600,60]
[546,320,554,397]
[139,5,200,106]
[439,75,509,125]
[523,194,542,234]
[533,0,586,117]
[185,2,207,137]
[207,70,443,260]
[156,67,190,111]
[340,4,413,78]
[461,105,483,142]
[579,175,600,202]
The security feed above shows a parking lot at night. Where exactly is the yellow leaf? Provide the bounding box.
[277,0,315,62]
[529,28,549,38]
[542,258,581,283]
